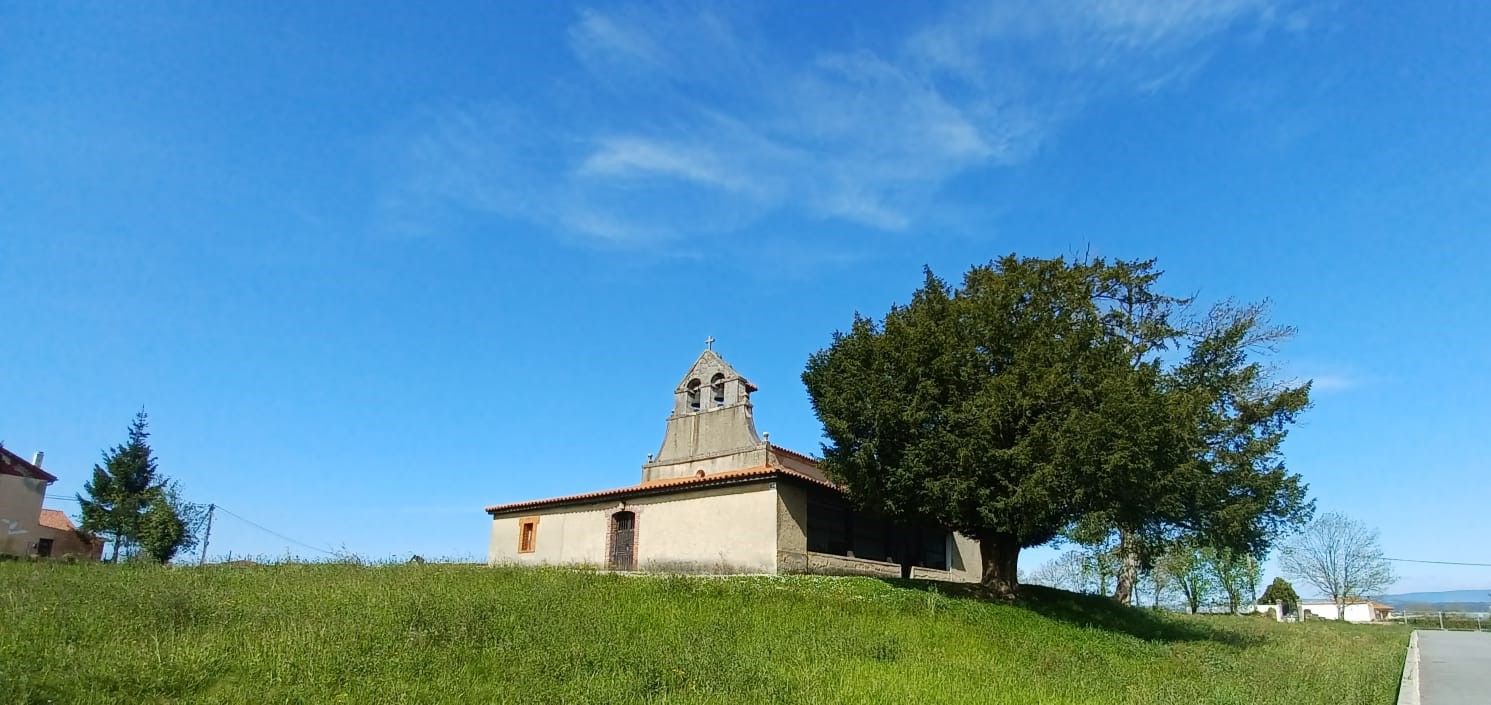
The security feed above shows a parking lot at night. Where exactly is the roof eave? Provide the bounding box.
[484,468,837,517]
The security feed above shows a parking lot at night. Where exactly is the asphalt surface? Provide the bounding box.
[1417,631,1491,705]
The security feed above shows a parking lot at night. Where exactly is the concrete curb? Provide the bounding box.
[1397,630,1420,705]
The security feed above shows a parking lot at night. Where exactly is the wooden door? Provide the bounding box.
[609,511,636,571]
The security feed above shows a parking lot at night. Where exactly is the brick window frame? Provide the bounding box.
[518,517,539,554]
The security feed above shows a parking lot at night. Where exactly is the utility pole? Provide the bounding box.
[198,503,215,566]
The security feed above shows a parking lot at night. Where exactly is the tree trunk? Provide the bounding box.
[1112,530,1141,605]
[108,533,120,563]
[979,533,1021,600]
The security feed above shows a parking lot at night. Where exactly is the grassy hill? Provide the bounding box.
[1,562,1406,704]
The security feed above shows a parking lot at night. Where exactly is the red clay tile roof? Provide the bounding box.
[768,443,821,465]
[38,509,76,532]
[485,464,839,515]
[0,446,58,483]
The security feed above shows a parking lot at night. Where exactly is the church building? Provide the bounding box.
[486,346,982,581]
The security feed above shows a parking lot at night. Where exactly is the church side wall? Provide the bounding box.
[633,484,777,573]
[773,481,983,583]
[944,533,981,582]
[488,483,779,574]
[774,482,809,574]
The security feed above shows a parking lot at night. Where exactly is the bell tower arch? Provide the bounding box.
[643,341,767,482]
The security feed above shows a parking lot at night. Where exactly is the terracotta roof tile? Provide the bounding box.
[768,443,821,465]
[485,464,838,515]
[38,508,76,532]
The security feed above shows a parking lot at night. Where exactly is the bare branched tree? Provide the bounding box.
[1278,512,1396,619]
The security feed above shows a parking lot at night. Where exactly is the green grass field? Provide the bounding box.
[0,562,1407,704]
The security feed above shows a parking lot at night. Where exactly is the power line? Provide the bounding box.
[212,504,340,557]
[42,493,343,558]
[1383,557,1491,568]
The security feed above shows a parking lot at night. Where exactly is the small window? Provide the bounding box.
[686,379,702,411]
[36,538,54,558]
[711,373,726,407]
[518,517,539,553]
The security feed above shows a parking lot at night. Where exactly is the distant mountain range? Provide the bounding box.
[1377,589,1491,609]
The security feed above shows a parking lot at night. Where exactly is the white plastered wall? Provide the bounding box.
[489,482,780,574]
[0,474,46,556]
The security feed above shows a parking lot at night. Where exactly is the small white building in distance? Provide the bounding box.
[485,345,983,581]
[1300,600,1394,623]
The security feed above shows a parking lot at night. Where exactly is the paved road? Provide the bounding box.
[1418,631,1491,705]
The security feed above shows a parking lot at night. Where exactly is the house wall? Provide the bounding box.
[36,524,103,560]
[0,474,47,556]
[1301,602,1377,623]
[489,482,780,574]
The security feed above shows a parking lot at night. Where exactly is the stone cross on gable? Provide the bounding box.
[705,336,715,351]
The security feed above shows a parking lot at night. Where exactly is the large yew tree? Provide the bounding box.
[802,256,1312,598]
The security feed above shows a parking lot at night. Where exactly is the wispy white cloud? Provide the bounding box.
[379,0,1289,246]
[1285,362,1370,394]
[1307,373,1361,393]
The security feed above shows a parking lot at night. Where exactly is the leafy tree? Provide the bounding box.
[1259,577,1301,616]
[1140,566,1177,609]
[78,410,160,561]
[1156,540,1215,614]
[137,482,205,564]
[1203,548,1263,615]
[1027,551,1089,592]
[803,257,1134,598]
[803,255,1314,599]
[1279,512,1396,619]
[1101,298,1314,603]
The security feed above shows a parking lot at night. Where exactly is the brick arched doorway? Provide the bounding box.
[608,510,636,571]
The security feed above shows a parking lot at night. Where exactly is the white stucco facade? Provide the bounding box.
[0,473,48,556]
[1301,601,1392,623]
[490,482,781,574]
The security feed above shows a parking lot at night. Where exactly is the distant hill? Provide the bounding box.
[1378,589,1491,609]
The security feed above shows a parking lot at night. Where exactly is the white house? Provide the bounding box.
[1300,599,1393,623]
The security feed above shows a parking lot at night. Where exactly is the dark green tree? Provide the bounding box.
[804,256,1315,599]
[1079,298,1314,604]
[803,257,1135,598]
[137,482,204,563]
[78,410,160,561]
[1259,576,1302,616]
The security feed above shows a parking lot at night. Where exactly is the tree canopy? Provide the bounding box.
[1259,577,1302,614]
[1279,512,1396,618]
[802,255,1313,598]
[79,411,160,562]
[78,411,202,563]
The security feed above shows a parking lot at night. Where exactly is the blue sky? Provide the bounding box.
[2,1,1487,593]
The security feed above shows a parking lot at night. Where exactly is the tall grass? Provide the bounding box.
[0,563,1406,704]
